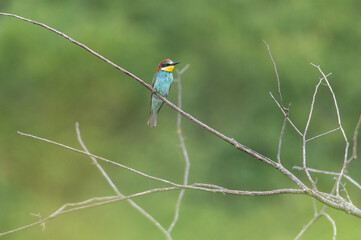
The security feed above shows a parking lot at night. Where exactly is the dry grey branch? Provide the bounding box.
[1,12,361,240]
[3,10,313,200]
[75,123,171,239]
[0,178,304,237]
[340,183,353,204]
[293,166,361,190]
[295,211,336,240]
[0,12,279,175]
[17,129,312,200]
[311,63,349,196]
[264,40,285,109]
[323,212,337,240]
[270,92,302,136]
[0,187,179,237]
[76,122,120,194]
[168,64,191,233]
[306,127,340,142]
[302,74,326,189]
[3,130,305,238]
[277,103,291,164]
[3,11,360,216]
[17,131,180,187]
[192,184,304,195]
[295,213,322,240]
[348,115,361,164]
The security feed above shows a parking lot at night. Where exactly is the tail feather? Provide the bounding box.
[147,113,157,128]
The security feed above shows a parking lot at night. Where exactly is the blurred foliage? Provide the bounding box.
[1,0,361,239]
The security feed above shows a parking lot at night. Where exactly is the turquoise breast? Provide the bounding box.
[153,71,173,96]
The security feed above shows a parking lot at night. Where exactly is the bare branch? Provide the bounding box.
[340,183,352,204]
[306,127,340,142]
[299,71,332,189]
[311,63,349,196]
[270,92,302,136]
[269,72,333,138]
[312,198,318,215]
[295,211,336,240]
[0,183,306,238]
[321,213,337,240]
[168,65,191,233]
[277,103,291,164]
[0,187,179,238]
[1,14,360,239]
[17,131,180,187]
[19,130,361,216]
[264,40,285,109]
[76,122,120,194]
[293,166,361,190]
[191,184,304,195]
[3,15,316,207]
[48,195,119,217]
[75,123,171,239]
[0,12,280,173]
[295,214,322,240]
[193,183,227,190]
[348,115,361,164]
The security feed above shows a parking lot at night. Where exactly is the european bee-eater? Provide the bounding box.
[147,59,181,127]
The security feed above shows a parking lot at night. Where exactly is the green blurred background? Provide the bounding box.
[1,0,361,239]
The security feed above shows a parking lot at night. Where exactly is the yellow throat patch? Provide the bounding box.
[162,65,175,72]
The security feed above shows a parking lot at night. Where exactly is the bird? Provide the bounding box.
[147,59,181,127]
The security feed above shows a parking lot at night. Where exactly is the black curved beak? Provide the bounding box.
[171,61,181,66]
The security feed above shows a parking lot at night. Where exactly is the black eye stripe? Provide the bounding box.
[161,63,171,67]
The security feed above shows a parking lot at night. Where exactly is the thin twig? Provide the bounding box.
[17,130,313,194]
[17,131,361,216]
[76,122,120,194]
[17,131,180,187]
[168,64,190,233]
[0,187,180,237]
[269,71,333,138]
[311,63,349,196]
[293,166,361,190]
[75,123,171,240]
[189,184,304,195]
[321,212,337,240]
[295,211,336,240]
[348,115,361,164]
[302,74,327,189]
[263,40,285,109]
[306,127,340,142]
[312,198,318,215]
[340,183,352,204]
[48,195,119,217]
[294,214,322,240]
[193,183,227,190]
[0,184,305,237]
[270,92,303,136]
[277,103,291,164]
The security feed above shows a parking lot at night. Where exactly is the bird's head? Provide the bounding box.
[157,59,181,73]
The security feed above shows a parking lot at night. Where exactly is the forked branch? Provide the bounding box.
[1,13,361,240]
